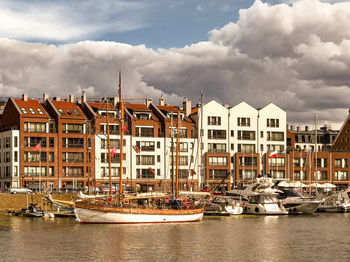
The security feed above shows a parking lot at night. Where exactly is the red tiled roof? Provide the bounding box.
[157,105,180,112]
[125,103,150,111]
[14,99,49,118]
[88,102,115,110]
[191,107,199,115]
[51,100,85,118]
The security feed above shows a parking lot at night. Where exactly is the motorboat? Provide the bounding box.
[204,196,243,216]
[226,175,288,215]
[317,190,349,213]
[15,203,46,218]
[277,188,320,214]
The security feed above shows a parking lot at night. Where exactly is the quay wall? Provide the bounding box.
[0,193,76,211]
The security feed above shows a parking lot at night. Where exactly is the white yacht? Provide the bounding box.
[277,188,320,214]
[226,175,288,215]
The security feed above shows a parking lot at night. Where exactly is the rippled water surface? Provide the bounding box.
[0,213,349,262]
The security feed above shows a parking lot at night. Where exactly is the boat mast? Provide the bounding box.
[106,98,112,196]
[314,114,318,192]
[171,113,174,196]
[175,110,180,198]
[119,72,124,203]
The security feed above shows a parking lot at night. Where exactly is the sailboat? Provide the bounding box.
[74,73,208,224]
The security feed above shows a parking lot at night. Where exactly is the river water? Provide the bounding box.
[0,213,349,262]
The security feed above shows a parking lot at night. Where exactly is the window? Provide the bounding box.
[14,151,18,162]
[29,108,35,114]
[208,116,221,125]
[135,113,150,120]
[238,131,255,140]
[231,144,234,150]
[239,157,257,166]
[63,138,84,148]
[267,132,284,141]
[293,171,306,180]
[237,117,250,126]
[14,136,18,147]
[58,109,65,115]
[24,122,46,133]
[62,152,84,163]
[136,141,154,151]
[171,142,188,152]
[62,124,83,134]
[209,156,227,166]
[136,155,155,165]
[269,157,285,167]
[63,167,84,177]
[157,155,160,162]
[49,137,54,147]
[260,131,263,138]
[267,118,279,127]
[136,168,155,179]
[208,143,226,153]
[49,167,54,177]
[136,127,154,137]
[101,139,125,149]
[239,170,257,180]
[238,144,255,153]
[37,108,44,115]
[209,170,228,179]
[49,152,54,162]
[317,171,328,181]
[21,108,28,114]
[267,144,284,152]
[231,130,234,137]
[335,159,348,168]
[24,166,46,177]
[208,129,226,139]
[66,109,72,115]
[335,171,348,181]
[24,137,46,147]
[24,152,46,162]
[157,142,160,149]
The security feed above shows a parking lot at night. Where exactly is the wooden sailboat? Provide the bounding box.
[74,73,208,224]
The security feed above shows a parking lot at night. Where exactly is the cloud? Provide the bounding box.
[1,0,350,129]
[0,0,150,41]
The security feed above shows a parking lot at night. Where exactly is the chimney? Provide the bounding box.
[183,97,191,117]
[81,91,86,103]
[53,96,60,101]
[296,126,300,131]
[305,125,310,131]
[159,95,165,106]
[43,93,49,102]
[22,94,28,101]
[290,125,295,131]
[69,94,75,103]
[112,97,119,108]
[146,98,152,107]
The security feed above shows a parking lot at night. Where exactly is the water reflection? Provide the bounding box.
[1,214,350,261]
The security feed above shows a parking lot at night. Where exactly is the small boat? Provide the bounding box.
[204,196,243,216]
[16,203,46,218]
[316,191,348,213]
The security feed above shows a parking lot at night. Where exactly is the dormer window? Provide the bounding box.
[58,109,65,115]
[37,108,44,115]
[29,108,35,114]
[21,108,28,114]
[66,109,72,115]
[73,109,80,116]
[135,113,150,120]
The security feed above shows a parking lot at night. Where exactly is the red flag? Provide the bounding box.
[110,145,117,157]
[121,124,127,132]
[149,167,155,175]
[191,169,196,175]
[33,143,41,151]
[133,145,140,153]
[269,150,278,159]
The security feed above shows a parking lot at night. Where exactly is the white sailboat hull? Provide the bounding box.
[75,207,204,224]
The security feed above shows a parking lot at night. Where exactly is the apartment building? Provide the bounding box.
[1,92,350,192]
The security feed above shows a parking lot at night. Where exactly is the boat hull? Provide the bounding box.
[75,207,204,224]
[244,203,288,215]
[284,201,320,215]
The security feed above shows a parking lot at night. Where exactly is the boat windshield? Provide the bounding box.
[281,189,303,198]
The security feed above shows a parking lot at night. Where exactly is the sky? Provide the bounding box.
[0,0,350,128]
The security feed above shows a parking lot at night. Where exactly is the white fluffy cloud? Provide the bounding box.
[1,0,350,128]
